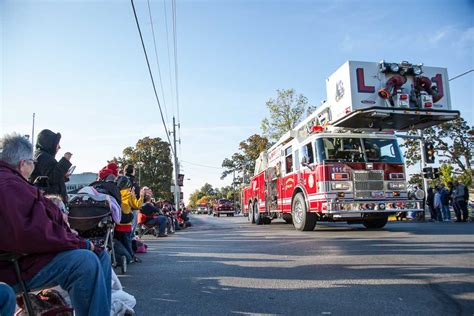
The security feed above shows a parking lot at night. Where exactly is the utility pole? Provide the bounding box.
[172,116,180,210]
[232,170,236,212]
[31,113,36,146]
[418,130,429,219]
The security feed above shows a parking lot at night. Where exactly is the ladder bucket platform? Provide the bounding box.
[330,106,460,131]
[311,60,459,131]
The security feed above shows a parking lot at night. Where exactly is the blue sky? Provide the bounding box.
[1,0,473,202]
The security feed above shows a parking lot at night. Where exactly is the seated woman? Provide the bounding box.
[140,195,168,237]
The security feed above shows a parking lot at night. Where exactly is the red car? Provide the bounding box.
[213,199,235,217]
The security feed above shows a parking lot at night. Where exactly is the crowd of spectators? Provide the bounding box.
[426,181,470,222]
[0,131,191,315]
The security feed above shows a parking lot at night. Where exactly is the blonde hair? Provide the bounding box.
[45,194,67,214]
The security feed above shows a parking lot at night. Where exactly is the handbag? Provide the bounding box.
[15,288,74,316]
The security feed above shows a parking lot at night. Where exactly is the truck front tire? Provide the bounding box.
[292,193,316,231]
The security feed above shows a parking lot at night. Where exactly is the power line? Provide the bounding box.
[146,0,169,125]
[130,0,175,157]
[181,160,225,170]
[449,69,474,82]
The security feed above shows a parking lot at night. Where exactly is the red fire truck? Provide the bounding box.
[241,60,459,231]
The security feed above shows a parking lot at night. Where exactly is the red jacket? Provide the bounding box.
[0,161,88,285]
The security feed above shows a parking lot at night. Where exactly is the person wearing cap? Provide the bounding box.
[30,129,72,203]
[115,176,145,262]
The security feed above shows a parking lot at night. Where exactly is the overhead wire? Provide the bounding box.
[130,0,175,157]
[181,160,225,170]
[146,0,169,126]
[449,69,474,81]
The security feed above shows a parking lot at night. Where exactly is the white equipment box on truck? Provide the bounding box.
[315,60,459,130]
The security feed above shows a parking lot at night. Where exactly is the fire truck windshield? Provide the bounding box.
[316,137,403,164]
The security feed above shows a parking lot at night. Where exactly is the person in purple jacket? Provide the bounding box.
[0,133,111,316]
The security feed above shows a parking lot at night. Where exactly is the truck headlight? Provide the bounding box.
[331,182,351,190]
[412,65,422,75]
[414,189,425,200]
[390,63,400,72]
[388,182,406,190]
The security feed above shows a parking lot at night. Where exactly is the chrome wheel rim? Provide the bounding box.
[293,199,304,224]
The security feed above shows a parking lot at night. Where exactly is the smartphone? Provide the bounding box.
[67,165,76,176]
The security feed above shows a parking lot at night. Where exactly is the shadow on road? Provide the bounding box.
[121,216,474,315]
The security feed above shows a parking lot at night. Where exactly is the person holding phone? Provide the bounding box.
[30,129,72,203]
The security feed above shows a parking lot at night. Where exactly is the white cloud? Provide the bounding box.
[429,29,450,44]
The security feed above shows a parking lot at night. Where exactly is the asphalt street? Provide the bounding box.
[120,215,474,316]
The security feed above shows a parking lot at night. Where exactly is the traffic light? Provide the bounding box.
[422,167,440,179]
[422,167,433,179]
[424,142,435,164]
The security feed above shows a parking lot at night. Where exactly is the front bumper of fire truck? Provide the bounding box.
[321,200,423,215]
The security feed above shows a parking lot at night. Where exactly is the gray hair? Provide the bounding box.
[0,133,33,167]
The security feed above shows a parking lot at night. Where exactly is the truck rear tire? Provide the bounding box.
[363,216,388,229]
[282,214,293,224]
[249,203,255,223]
[253,203,263,225]
[292,193,316,231]
[263,217,271,225]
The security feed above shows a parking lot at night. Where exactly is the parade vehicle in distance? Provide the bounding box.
[196,204,209,215]
[241,60,459,231]
[213,199,235,217]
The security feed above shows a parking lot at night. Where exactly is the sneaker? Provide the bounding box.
[158,233,168,237]
[133,256,142,263]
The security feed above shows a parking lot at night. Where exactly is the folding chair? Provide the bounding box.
[0,252,34,315]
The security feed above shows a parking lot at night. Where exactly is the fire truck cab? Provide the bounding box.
[241,59,459,231]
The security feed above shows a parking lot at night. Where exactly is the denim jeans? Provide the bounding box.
[0,282,16,316]
[14,249,111,316]
[441,204,451,220]
[130,209,138,237]
[146,215,168,235]
[114,238,133,263]
[455,200,469,221]
[115,231,134,258]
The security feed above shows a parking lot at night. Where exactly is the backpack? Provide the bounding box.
[132,238,148,253]
[15,289,74,316]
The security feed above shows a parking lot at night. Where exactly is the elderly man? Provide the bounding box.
[0,133,111,316]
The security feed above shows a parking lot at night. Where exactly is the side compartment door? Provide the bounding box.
[281,145,294,212]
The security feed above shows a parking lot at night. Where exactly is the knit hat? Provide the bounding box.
[107,162,119,177]
[99,168,114,180]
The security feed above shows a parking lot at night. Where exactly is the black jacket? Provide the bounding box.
[141,203,162,217]
[30,129,71,202]
[90,180,122,205]
[126,174,140,199]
